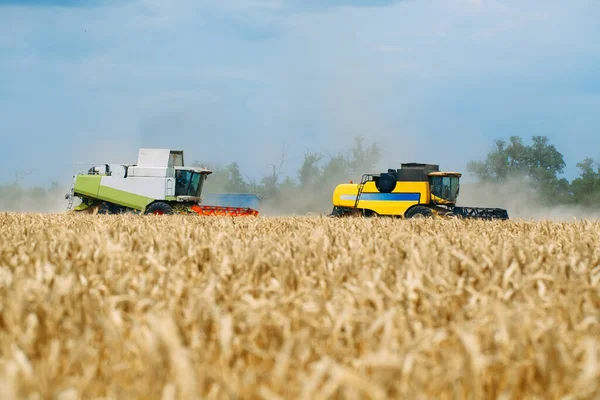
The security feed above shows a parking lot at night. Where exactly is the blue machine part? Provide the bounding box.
[202,193,261,209]
[340,193,421,202]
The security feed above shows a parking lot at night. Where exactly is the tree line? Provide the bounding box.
[194,134,600,212]
[466,136,600,207]
[192,136,383,213]
[1,135,598,213]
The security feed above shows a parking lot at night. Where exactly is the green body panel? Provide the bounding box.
[74,175,102,198]
[74,175,155,211]
[74,202,90,211]
[97,185,154,210]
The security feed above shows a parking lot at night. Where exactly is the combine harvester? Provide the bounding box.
[64,148,259,216]
[330,163,509,220]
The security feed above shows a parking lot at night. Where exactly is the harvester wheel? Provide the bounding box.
[350,208,378,217]
[145,202,173,216]
[98,203,109,214]
[98,202,118,215]
[405,206,433,219]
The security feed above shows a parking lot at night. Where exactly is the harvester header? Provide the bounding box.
[330,162,509,220]
[65,148,259,217]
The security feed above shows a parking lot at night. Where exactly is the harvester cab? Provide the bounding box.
[330,162,509,220]
[173,167,208,200]
[428,171,461,206]
[65,148,259,217]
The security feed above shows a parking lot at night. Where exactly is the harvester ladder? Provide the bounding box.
[67,194,74,210]
[66,172,76,211]
[352,174,369,212]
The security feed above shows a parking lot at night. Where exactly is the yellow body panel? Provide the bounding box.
[332,181,430,216]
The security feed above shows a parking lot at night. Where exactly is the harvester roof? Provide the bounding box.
[400,162,440,171]
[137,148,185,168]
[428,171,462,177]
[175,166,212,174]
[395,162,439,182]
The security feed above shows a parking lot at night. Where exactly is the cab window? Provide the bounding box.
[430,176,459,202]
[175,170,203,196]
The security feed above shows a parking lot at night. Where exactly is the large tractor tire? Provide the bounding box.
[145,202,173,215]
[376,173,397,193]
[405,205,434,219]
[98,202,121,215]
[98,203,111,215]
[350,208,378,217]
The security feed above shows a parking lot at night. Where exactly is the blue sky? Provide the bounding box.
[1,0,599,187]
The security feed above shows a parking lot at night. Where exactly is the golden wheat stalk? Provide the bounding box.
[0,213,598,399]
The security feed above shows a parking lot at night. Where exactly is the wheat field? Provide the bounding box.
[0,213,599,400]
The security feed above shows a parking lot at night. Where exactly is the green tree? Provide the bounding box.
[200,164,228,193]
[571,157,600,206]
[190,136,381,214]
[467,135,570,203]
[258,173,279,199]
[467,136,532,182]
[297,151,323,188]
[223,162,249,193]
[192,161,250,193]
[321,154,350,187]
[277,176,298,193]
[257,161,284,200]
[347,135,382,178]
[528,136,567,186]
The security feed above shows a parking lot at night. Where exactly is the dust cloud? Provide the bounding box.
[257,178,600,221]
[0,139,140,214]
[4,168,600,221]
[256,184,341,217]
[0,189,69,214]
[458,179,600,221]
[257,174,600,220]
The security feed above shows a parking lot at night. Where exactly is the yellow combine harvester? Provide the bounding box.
[330,163,509,220]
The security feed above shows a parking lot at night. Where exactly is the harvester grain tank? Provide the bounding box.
[64,148,259,216]
[330,162,509,220]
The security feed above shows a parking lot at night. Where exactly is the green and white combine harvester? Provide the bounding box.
[65,148,259,216]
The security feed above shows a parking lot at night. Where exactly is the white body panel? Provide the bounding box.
[76,164,128,177]
[101,176,167,200]
[128,166,174,178]
[137,149,184,167]
[110,165,128,178]
[165,178,175,196]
